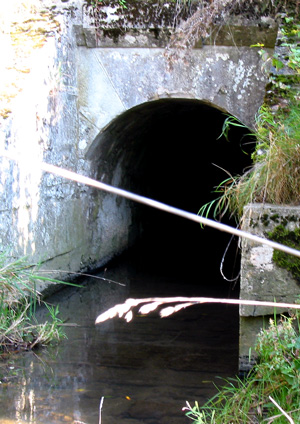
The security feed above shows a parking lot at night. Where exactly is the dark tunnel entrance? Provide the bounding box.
[0,99,257,423]
[90,98,254,297]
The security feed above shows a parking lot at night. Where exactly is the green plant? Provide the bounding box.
[0,252,78,353]
[199,95,300,222]
[26,303,66,349]
[184,315,300,424]
[183,401,215,423]
[0,298,65,351]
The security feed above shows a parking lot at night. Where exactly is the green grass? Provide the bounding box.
[0,252,74,353]
[184,315,300,424]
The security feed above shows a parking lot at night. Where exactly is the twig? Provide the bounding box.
[269,396,295,424]
[37,269,126,286]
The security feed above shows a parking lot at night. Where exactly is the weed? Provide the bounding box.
[183,401,215,424]
[184,315,300,423]
[0,252,77,353]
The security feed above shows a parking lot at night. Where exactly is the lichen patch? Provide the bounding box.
[250,245,274,271]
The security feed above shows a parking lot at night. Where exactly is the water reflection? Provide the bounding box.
[0,245,239,424]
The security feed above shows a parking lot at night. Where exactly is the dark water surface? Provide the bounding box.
[0,241,239,424]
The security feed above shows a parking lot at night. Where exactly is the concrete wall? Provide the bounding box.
[0,0,276,291]
[0,0,133,290]
[239,204,300,371]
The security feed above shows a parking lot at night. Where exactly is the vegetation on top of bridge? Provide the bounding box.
[83,0,299,37]
[82,0,299,57]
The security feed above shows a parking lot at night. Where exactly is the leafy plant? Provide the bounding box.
[184,315,300,424]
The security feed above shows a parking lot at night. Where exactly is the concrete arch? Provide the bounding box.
[88,98,254,289]
[77,45,268,153]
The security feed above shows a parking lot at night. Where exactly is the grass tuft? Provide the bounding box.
[0,252,67,353]
[184,315,300,424]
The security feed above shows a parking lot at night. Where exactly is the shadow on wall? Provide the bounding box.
[89,98,255,294]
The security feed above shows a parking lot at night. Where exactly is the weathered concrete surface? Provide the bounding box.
[0,0,276,294]
[78,45,270,154]
[239,203,300,369]
[0,0,135,290]
[240,204,300,316]
[77,6,278,49]
[77,0,277,149]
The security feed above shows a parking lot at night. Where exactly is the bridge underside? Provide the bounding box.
[89,99,254,294]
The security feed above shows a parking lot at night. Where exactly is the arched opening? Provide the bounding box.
[88,98,254,297]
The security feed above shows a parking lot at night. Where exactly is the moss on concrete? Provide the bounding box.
[268,224,300,281]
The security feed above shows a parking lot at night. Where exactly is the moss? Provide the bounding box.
[264,13,300,107]
[268,224,300,281]
[270,213,280,222]
[264,75,300,106]
[102,28,124,43]
[250,218,257,228]
[261,214,270,226]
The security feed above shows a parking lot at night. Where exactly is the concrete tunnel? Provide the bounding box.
[87,98,254,296]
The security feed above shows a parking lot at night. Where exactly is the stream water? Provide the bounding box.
[0,236,240,424]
